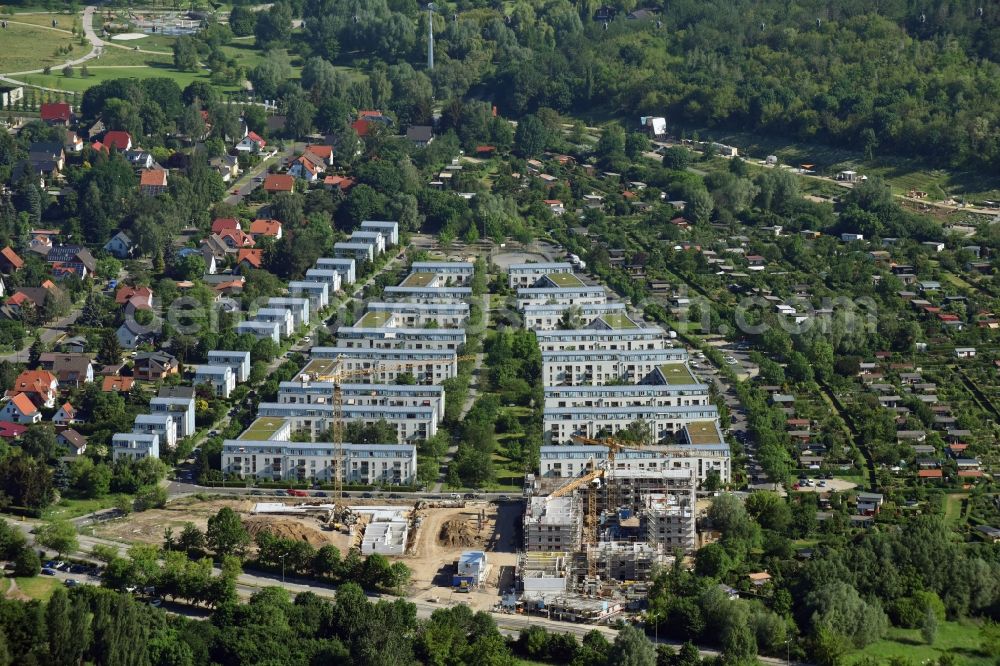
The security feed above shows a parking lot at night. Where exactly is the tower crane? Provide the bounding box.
[545,434,646,579]
[306,354,476,499]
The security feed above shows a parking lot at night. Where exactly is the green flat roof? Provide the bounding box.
[239,417,288,441]
[543,272,584,288]
[358,311,391,327]
[401,271,437,287]
[302,358,339,377]
[599,313,638,329]
[658,363,696,385]
[685,421,724,445]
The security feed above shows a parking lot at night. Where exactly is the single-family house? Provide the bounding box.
[406,125,434,147]
[7,370,59,408]
[116,319,154,350]
[304,144,334,166]
[249,218,282,240]
[856,492,884,515]
[115,285,154,311]
[103,231,136,259]
[50,354,94,386]
[210,154,240,182]
[235,131,266,153]
[57,428,87,455]
[39,102,72,126]
[133,351,179,381]
[101,375,135,393]
[263,173,295,194]
[237,249,264,270]
[0,247,24,273]
[103,131,133,151]
[139,168,168,195]
[53,401,81,427]
[45,245,96,278]
[0,393,41,423]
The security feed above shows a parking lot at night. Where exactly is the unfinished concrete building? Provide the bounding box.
[587,542,668,583]
[524,495,582,552]
[644,492,696,551]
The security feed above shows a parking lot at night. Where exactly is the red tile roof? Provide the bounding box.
[351,119,371,137]
[9,393,38,416]
[0,246,24,270]
[263,174,294,192]
[247,131,266,146]
[9,370,57,399]
[211,218,241,234]
[237,248,263,268]
[102,375,135,392]
[918,469,943,478]
[115,285,153,305]
[139,168,167,187]
[324,175,355,191]
[40,102,71,122]
[103,131,132,151]
[249,219,281,237]
[220,228,255,247]
[305,144,333,160]
[0,421,28,438]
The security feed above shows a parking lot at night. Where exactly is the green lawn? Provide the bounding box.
[0,22,77,74]
[19,63,239,93]
[3,11,79,30]
[847,620,991,666]
[6,576,61,601]
[42,496,119,520]
[943,494,968,527]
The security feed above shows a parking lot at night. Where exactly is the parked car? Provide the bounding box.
[42,568,58,576]
[288,489,309,497]
[314,491,328,497]
[63,579,78,587]
[273,490,288,497]
[449,493,461,500]
[361,492,374,499]
[498,495,513,502]
[463,493,477,500]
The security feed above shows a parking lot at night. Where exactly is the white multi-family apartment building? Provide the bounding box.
[113,432,160,461]
[207,350,252,383]
[305,268,342,294]
[256,402,437,443]
[544,383,710,410]
[334,241,375,264]
[360,220,399,246]
[410,261,475,285]
[521,302,628,330]
[351,230,385,254]
[382,285,472,303]
[362,302,469,328]
[543,405,719,445]
[287,280,329,309]
[534,327,668,352]
[516,286,608,308]
[336,326,466,351]
[543,350,688,386]
[278,380,446,422]
[255,307,295,337]
[315,257,356,285]
[309,347,458,384]
[236,320,281,343]
[508,262,574,289]
[191,364,236,398]
[133,413,177,450]
[149,396,196,438]
[538,433,731,485]
[267,297,310,326]
[222,440,416,485]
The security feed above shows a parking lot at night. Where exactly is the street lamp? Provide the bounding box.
[785,638,791,666]
[278,552,288,584]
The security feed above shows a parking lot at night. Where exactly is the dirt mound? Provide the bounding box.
[243,516,331,547]
[439,516,483,548]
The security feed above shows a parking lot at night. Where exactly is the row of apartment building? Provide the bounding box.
[218,250,475,485]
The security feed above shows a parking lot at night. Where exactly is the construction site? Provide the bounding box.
[515,443,698,621]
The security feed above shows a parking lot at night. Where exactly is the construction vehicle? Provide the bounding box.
[307,354,476,499]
